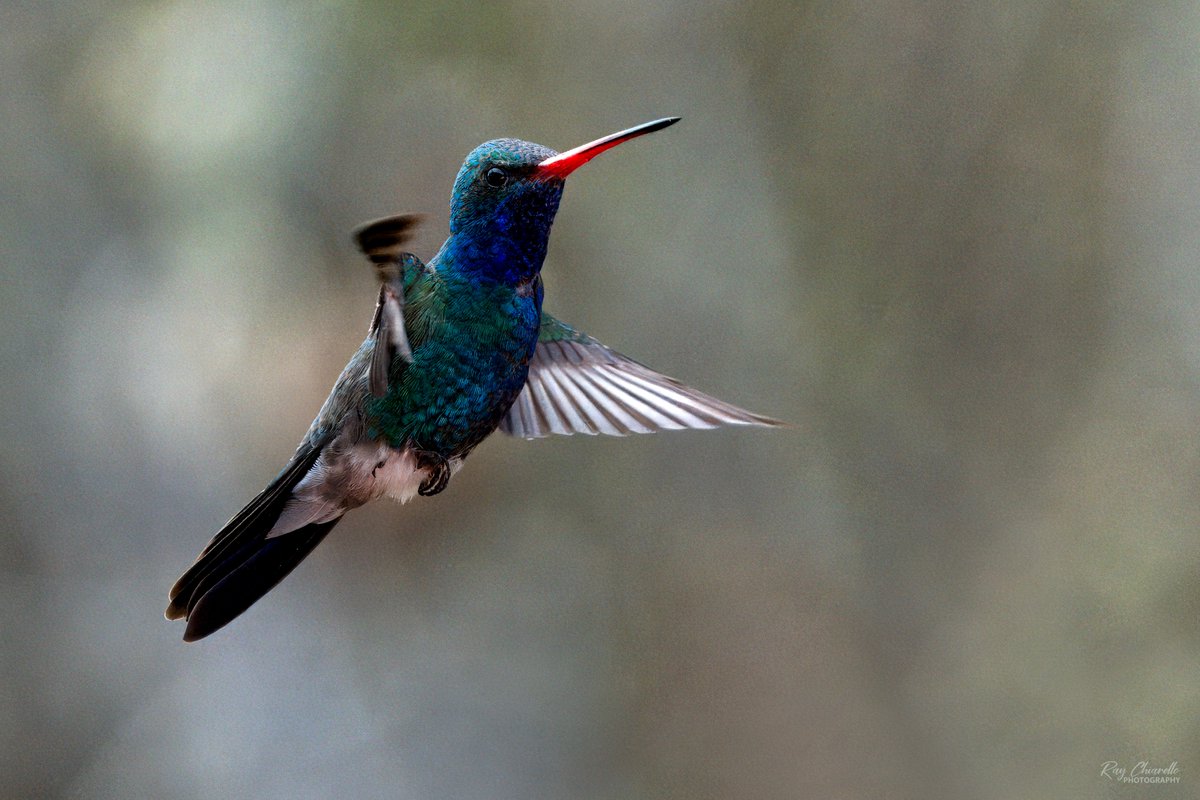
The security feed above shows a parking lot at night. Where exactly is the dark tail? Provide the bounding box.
[166,438,339,641]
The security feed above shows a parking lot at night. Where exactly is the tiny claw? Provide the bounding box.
[414,450,451,496]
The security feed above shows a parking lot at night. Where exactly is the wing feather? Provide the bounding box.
[500,315,784,439]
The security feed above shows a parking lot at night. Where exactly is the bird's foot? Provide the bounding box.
[413,450,451,496]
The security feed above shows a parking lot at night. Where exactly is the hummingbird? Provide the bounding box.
[166,117,781,641]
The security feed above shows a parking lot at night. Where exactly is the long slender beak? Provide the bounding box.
[536,117,681,179]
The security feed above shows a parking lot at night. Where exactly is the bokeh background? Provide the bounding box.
[3,2,1198,798]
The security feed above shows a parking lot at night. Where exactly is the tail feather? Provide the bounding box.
[182,518,341,642]
[166,437,334,641]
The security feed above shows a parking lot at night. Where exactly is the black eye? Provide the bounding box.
[484,167,508,188]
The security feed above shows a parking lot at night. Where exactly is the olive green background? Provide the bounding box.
[2,2,1197,798]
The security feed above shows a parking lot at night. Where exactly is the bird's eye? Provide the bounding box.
[484,167,508,188]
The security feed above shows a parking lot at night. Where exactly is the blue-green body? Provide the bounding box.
[313,137,563,462]
[366,264,544,456]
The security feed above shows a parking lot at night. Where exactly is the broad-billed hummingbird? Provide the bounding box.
[166,118,781,641]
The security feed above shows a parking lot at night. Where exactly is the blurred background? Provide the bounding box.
[2,1,1198,798]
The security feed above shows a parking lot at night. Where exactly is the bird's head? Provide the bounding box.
[445,118,680,284]
[449,138,562,240]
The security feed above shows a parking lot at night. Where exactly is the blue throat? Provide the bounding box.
[439,224,551,287]
[444,168,564,286]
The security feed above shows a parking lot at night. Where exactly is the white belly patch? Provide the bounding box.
[267,442,462,538]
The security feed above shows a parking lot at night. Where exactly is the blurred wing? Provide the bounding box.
[354,215,425,397]
[500,315,784,439]
[353,214,423,266]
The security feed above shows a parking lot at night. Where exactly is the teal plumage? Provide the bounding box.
[367,267,542,455]
[166,118,782,641]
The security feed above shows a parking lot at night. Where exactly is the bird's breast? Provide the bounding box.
[393,283,539,447]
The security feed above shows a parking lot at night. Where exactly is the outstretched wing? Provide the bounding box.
[500,314,784,439]
[353,214,425,397]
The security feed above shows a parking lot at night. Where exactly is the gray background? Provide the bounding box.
[2,2,1197,798]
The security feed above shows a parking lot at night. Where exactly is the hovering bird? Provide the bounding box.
[166,118,781,641]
